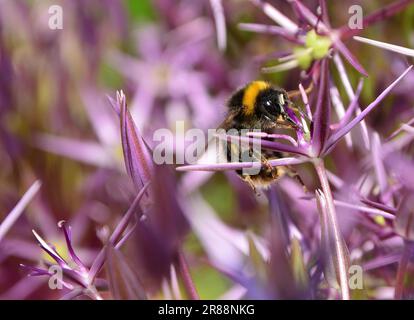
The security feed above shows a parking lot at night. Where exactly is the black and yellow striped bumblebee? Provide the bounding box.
[219,81,304,191]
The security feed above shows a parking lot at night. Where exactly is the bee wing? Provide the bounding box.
[217,109,239,131]
[195,134,228,165]
[195,110,240,165]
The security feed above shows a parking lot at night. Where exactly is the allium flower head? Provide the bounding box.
[3,0,414,302]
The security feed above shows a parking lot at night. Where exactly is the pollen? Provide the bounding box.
[242,81,270,115]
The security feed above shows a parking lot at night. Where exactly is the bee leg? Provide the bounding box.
[250,149,273,172]
[242,175,259,195]
[287,82,314,99]
[287,89,301,99]
[261,157,273,172]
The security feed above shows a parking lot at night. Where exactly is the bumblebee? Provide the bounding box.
[219,81,301,191]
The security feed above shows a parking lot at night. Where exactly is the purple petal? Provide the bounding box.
[334,39,368,76]
[110,182,150,245]
[129,220,173,288]
[179,171,214,194]
[58,221,87,272]
[31,230,68,268]
[218,134,308,156]
[361,198,397,215]
[168,265,182,300]
[238,23,302,43]
[88,182,150,283]
[182,194,268,272]
[19,264,51,277]
[332,53,370,149]
[35,134,115,168]
[315,190,350,298]
[387,116,414,140]
[267,213,306,298]
[60,288,84,300]
[267,187,293,247]
[319,0,331,27]
[176,157,308,172]
[383,128,414,153]
[114,223,137,250]
[249,0,298,33]
[117,91,153,190]
[131,166,188,287]
[0,180,41,242]
[371,133,389,201]
[209,0,227,51]
[20,265,77,290]
[290,0,327,32]
[247,132,298,147]
[105,245,147,300]
[311,59,331,156]
[81,87,119,146]
[325,65,413,154]
[363,253,400,271]
[107,94,120,116]
[331,78,364,130]
[333,200,395,220]
[330,84,353,148]
[298,83,312,121]
[208,260,265,298]
[384,153,414,191]
[353,36,414,58]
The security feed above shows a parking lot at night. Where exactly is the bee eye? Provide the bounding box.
[264,98,279,110]
[256,89,285,118]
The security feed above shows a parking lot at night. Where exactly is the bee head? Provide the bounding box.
[233,81,297,129]
[254,88,290,123]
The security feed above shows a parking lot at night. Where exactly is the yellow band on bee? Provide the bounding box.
[242,81,270,115]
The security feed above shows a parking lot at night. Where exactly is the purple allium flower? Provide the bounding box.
[20,221,103,300]
[237,0,414,151]
[19,181,151,300]
[178,60,412,299]
[3,0,414,301]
